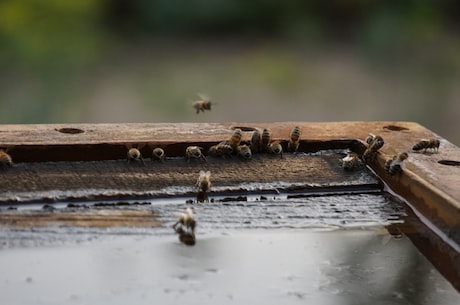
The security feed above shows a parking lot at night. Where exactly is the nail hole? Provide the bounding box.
[231,126,258,132]
[383,125,409,131]
[438,160,460,166]
[55,128,85,134]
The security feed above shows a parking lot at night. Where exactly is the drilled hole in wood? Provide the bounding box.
[56,128,84,134]
[438,160,460,166]
[231,126,258,132]
[383,125,409,131]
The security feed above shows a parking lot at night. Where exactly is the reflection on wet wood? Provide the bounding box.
[0,209,161,228]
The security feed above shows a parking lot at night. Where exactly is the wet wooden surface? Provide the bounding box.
[0,121,459,243]
[0,209,160,228]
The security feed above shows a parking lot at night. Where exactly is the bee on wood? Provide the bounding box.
[288,126,301,153]
[365,133,376,145]
[196,170,211,203]
[412,139,440,153]
[250,129,261,154]
[0,149,13,169]
[152,147,166,162]
[127,147,145,166]
[341,152,361,171]
[261,128,271,152]
[237,144,252,160]
[269,141,283,159]
[173,208,196,244]
[230,128,243,150]
[362,135,384,163]
[192,93,213,114]
[385,152,408,176]
[208,142,233,158]
[196,170,211,193]
[185,146,207,162]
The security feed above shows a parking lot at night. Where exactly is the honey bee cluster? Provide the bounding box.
[358,132,441,177]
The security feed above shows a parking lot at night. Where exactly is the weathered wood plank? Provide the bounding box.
[0,121,459,244]
[0,209,160,228]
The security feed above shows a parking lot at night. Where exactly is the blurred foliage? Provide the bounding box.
[0,0,459,143]
[1,0,459,72]
[0,0,104,72]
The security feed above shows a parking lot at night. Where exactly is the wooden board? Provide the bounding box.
[0,121,459,244]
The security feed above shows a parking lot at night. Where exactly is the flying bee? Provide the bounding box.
[209,141,233,158]
[196,170,211,202]
[385,152,409,176]
[192,93,213,114]
[250,129,261,153]
[152,147,166,162]
[237,144,252,160]
[288,126,301,153]
[173,207,196,239]
[185,146,207,162]
[412,139,440,153]
[269,141,283,159]
[127,147,145,166]
[0,149,13,169]
[230,128,242,150]
[341,152,361,171]
[261,128,271,152]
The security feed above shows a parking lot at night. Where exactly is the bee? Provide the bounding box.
[196,170,211,193]
[250,129,261,154]
[196,170,211,203]
[0,149,13,169]
[230,128,242,150]
[288,126,301,153]
[127,147,145,166]
[365,133,377,145]
[237,144,252,160]
[341,152,361,171]
[185,146,207,162]
[152,147,166,162]
[362,135,384,163]
[192,93,212,114]
[269,141,283,159]
[412,139,440,153]
[208,142,233,158]
[173,207,196,239]
[385,152,409,176]
[261,128,271,152]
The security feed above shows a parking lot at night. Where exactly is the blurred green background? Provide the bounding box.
[0,0,459,144]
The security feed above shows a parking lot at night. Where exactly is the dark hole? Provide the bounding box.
[56,128,84,134]
[383,125,409,131]
[438,160,460,166]
[231,126,258,132]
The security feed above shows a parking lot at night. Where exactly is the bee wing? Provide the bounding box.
[197,93,210,101]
